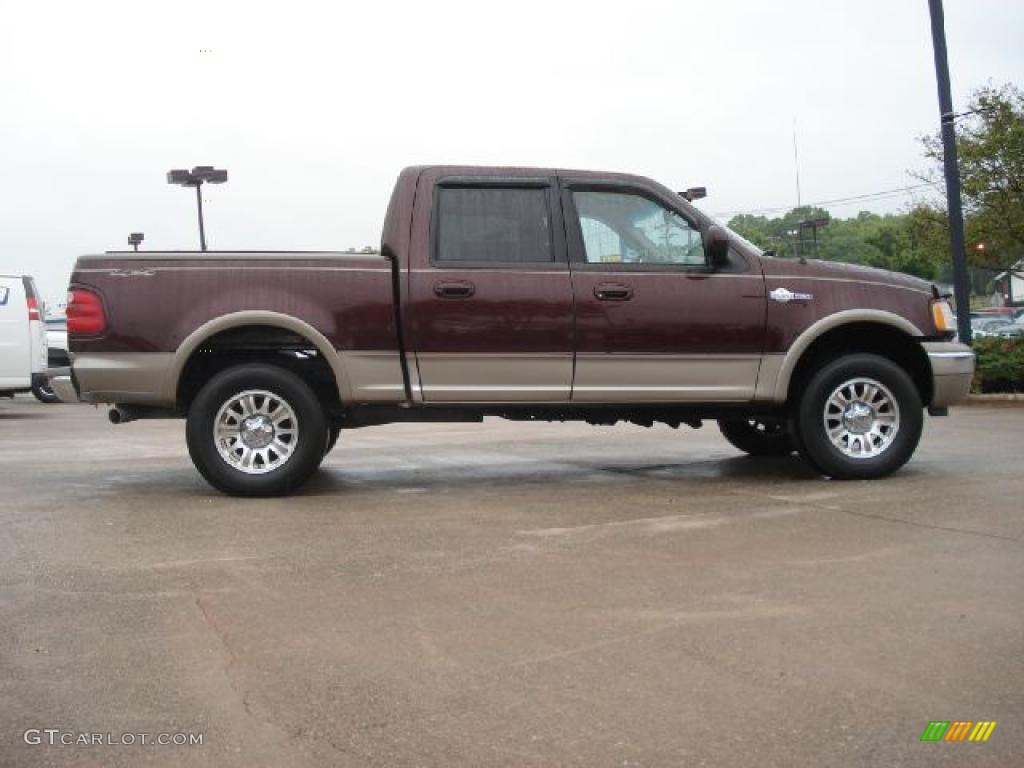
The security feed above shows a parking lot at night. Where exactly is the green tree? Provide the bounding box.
[919,83,1024,269]
[729,208,945,280]
[728,84,1023,284]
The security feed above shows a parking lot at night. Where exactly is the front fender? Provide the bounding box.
[767,309,925,403]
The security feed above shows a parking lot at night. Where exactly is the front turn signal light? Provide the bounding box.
[931,299,955,333]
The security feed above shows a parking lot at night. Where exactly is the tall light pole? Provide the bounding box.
[927,0,972,343]
[166,166,228,251]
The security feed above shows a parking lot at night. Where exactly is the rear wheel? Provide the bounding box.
[793,353,922,480]
[717,418,794,456]
[186,364,327,496]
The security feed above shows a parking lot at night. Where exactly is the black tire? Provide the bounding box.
[324,424,341,456]
[718,418,794,456]
[32,381,60,404]
[186,363,327,496]
[793,353,922,480]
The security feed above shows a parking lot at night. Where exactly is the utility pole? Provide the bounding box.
[792,119,803,210]
[927,0,973,343]
[194,184,207,252]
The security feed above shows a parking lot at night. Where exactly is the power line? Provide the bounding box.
[713,182,939,218]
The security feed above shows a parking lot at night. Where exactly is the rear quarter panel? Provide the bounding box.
[69,253,400,404]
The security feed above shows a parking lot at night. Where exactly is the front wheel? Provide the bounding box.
[718,418,794,456]
[793,354,922,480]
[186,364,327,496]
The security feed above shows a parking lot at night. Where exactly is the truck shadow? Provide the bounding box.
[90,452,927,500]
[295,454,827,497]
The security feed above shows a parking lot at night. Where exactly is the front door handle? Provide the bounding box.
[434,280,476,299]
[594,282,633,301]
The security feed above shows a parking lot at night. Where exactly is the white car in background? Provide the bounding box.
[0,274,50,401]
[39,311,69,403]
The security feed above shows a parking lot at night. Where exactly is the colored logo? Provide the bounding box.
[920,721,996,742]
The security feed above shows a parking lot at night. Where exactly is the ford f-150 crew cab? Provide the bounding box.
[55,165,975,496]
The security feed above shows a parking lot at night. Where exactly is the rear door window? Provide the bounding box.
[435,187,553,264]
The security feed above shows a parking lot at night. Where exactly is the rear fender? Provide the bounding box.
[164,311,352,403]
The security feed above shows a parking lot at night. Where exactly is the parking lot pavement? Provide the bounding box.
[1,396,1022,767]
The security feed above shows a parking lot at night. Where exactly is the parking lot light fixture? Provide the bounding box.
[166,166,228,251]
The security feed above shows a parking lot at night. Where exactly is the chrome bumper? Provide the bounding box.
[923,342,975,409]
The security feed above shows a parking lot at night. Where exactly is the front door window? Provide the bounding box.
[573,191,706,267]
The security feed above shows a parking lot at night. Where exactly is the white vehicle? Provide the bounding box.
[0,274,48,400]
[36,312,69,403]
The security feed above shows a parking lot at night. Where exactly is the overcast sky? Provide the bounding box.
[1,0,1022,304]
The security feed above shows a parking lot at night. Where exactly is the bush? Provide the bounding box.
[972,337,1024,393]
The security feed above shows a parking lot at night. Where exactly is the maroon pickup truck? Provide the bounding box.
[56,165,974,496]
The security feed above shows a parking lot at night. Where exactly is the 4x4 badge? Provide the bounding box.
[769,287,813,304]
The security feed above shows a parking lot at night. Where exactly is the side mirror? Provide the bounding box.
[705,225,730,269]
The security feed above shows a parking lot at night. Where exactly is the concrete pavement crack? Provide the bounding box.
[827,505,1022,543]
[730,489,1022,543]
[193,593,351,758]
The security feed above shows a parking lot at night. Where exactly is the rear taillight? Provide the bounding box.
[26,295,40,321]
[67,288,107,335]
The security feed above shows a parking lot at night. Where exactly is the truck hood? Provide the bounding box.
[760,257,933,295]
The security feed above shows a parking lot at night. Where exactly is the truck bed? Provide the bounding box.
[69,251,404,405]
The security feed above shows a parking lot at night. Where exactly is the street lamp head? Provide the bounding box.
[190,166,228,184]
[166,165,226,252]
[167,169,194,186]
[167,167,228,186]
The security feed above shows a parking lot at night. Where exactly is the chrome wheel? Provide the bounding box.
[823,377,900,459]
[213,389,299,474]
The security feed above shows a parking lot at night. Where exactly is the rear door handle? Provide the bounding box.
[594,283,633,301]
[434,280,476,299]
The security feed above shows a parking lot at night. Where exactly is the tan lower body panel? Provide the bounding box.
[572,354,760,402]
[72,350,772,407]
[415,352,572,402]
[74,352,174,404]
[754,354,785,402]
[338,350,406,402]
